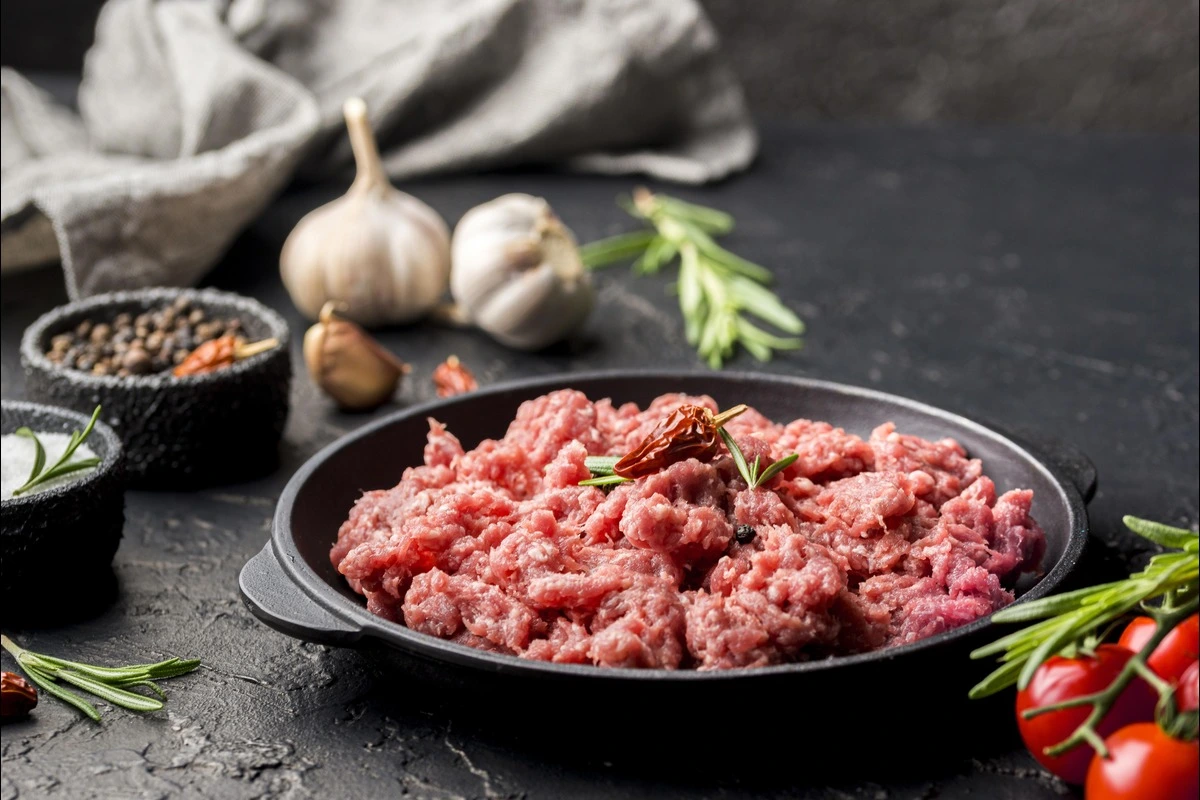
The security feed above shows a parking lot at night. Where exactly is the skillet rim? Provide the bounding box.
[260,369,1089,682]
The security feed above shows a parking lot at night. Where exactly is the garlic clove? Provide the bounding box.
[450,194,594,350]
[304,302,410,411]
[281,98,450,328]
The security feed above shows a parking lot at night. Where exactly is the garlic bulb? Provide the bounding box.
[304,302,410,411]
[281,98,450,327]
[450,194,594,350]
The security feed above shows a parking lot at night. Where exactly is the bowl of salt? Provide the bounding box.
[1,400,125,607]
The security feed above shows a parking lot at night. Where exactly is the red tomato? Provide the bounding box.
[1085,722,1199,800]
[1177,661,1200,713]
[1117,613,1200,683]
[1016,645,1158,784]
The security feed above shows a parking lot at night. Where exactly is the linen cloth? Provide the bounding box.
[0,0,755,297]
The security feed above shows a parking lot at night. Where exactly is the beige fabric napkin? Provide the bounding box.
[0,0,756,297]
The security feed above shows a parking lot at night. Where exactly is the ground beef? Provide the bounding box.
[331,390,1045,670]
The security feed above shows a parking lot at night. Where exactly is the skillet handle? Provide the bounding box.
[1005,426,1098,504]
[239,544,363,645]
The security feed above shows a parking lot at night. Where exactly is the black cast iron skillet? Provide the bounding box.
[241,371,1094,756]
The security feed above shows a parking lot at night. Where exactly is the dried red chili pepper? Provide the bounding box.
[1,671,37,721]
[432,355,478,398]
[173,336,278,377]
[613,404,747,479]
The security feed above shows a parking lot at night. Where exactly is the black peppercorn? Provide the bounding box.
[89,323,112,344]
[735,524,757,544]
[45,301,244,378]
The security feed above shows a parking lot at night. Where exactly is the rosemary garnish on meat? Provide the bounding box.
[581,456,630,486]
[579,189,805,368]
[11,405,103,496]
[1,635,201,722]
[580,403,797,490]
[718,427,799,489]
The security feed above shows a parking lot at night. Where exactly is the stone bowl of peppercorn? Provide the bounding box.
[20,288,291,488]
[2,400,125,609]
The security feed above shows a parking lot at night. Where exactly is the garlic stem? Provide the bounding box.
[343,98,388,193]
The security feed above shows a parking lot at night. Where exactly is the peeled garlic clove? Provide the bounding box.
[281,98,451,328]
[304,302,410,410]
[450,193,594,350]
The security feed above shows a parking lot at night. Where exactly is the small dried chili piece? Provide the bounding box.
[432,355,478,398]
[173,336,277,377]
[613,404,747,479]
[1,671,37,721]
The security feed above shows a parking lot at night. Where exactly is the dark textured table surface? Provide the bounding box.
[2,122,1197,799]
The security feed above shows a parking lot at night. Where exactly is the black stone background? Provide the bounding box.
[1,122,1198,798]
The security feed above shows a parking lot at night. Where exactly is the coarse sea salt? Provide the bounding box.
[1,432,98,500]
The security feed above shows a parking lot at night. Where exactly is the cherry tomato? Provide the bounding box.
[1177,660,1199,713]
[1085,722,1199,800]
[1117,613,1200,684]
[1016,645,1158,784]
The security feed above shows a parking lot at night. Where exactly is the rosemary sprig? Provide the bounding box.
[970,517,1199,699]
[969,516,1199,757]
[717,427,799,489]
[579,474,631,488]
[1,634,200,722]
[583,456,620,477]
[581,456,631,487]
[580,188,805,368]
[12,405,103,496]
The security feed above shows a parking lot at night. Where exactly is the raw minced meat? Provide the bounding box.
[331,390,1045,670]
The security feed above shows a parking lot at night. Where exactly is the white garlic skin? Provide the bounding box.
[281,191,449,326]
[450,194,593,350]
[281,98,451,328]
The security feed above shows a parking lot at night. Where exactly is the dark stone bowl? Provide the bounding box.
[21,288,291,488]
[2,401,125,609]
[243,370,1094,750]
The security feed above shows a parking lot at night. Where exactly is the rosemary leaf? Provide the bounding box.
[1,634,200,722]
[115,679,167,700]
[754,454,799,487]
[583,456,621,478]
[655,195,734,234]
[11,406,103,496]
[635,238,678,275]
[36,458,103,484]
[147,659,203,680]
[739,337,773,362]
[967,658,1027,700]
[28,657,146,683]
[1122,515,1199,551]
[579,475,631,487]
[578,230,657,269]
[22,665,102,722]
[988,582,1126,624]
[735,319,804,353]
[581,189,804,368]
[14,427,46,483]
[727,277,806,334]
[718,427,752,484]
[691,229,773,284]
[55,670,164,712]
